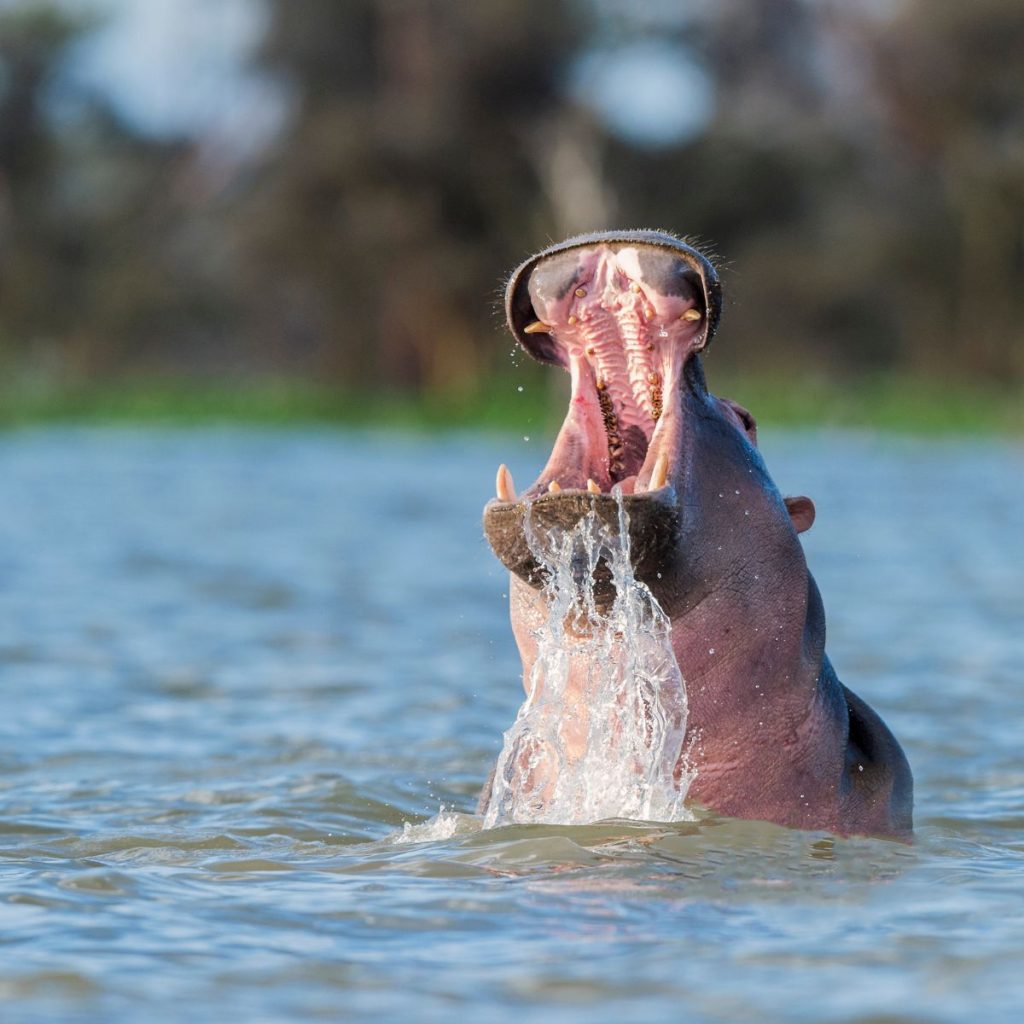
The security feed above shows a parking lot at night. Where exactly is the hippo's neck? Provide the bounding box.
[673,559,824,700]
[674,567,850,828]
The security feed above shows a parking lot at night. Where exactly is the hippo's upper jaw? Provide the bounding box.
[503,230,720,497]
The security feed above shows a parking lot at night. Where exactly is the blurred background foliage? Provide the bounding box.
[0,0,1021,428]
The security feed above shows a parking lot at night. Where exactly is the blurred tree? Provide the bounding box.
[584,0,1023,387]
[861,0,1024,381]
[0,0,1020,403]
[0,5,81,375]
[0,3,230,385]
[234,0,591,395]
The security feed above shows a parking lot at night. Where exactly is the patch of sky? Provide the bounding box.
[570,39,715,148]
[43,0,292,155]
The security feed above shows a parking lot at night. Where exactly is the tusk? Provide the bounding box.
[587,479,600,494]
[524,321,552,334]
[650,453,669,490]
[681,308,702,322]
[496,464,516,502]
[548,480,561,493]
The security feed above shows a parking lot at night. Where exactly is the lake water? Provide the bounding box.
[1,427,1021,1023]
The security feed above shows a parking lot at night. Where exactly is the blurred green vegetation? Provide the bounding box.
[2,371,1019,436]
[0,0,1021,431]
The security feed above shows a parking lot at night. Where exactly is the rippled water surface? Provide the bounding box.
[1,427,1021,1023]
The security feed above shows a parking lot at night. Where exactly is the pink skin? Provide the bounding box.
[483,235,913,839]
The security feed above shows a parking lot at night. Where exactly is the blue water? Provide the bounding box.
[1,427,1022,1023]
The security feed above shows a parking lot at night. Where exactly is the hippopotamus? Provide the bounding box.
[479,230,913,840]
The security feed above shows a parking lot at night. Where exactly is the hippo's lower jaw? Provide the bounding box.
[484,490,679,609]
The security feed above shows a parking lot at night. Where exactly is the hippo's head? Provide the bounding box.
[484,230,814,619]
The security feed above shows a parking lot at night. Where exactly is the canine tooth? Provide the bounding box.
[681,308,702,322]
[644,306,655,320]
[524,320,552,334]
[574,287,587,298]
[587,479,600,493]
[630,282,641,294]
[496,464,516,502]
[650,453,669,490]
[548,480,561,493]
[568,315,578,325]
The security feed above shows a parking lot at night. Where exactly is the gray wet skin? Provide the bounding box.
[482,230,913,839]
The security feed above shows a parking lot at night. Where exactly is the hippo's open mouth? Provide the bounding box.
[484,230,723,595]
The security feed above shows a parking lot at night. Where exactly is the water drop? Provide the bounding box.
[517,386,524,392]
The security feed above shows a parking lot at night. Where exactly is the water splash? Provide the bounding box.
[483,491,693,827]
[393,807,478,845]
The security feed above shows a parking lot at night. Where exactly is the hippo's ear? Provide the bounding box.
[717,397,758,447]
[785,496,816,534]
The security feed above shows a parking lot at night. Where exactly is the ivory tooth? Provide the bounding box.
[587,479,600,494]
[681,308,702,322]
[496,464,516,502]
[524,320,552,334]
[650,453,669,490]
[548,480,562,493]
